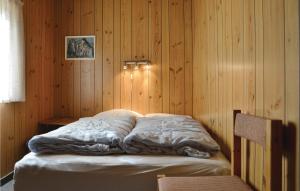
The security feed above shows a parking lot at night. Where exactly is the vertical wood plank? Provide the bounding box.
[263,0,285,119]
[80,0,95,116]
[1,103,15,174]
[94,0,103,114]
[149,0,163,113]
[131,0,149,114]
[131,0,149,60]
[26,0,42,138]
[74,0,82,118]
[0,104,6,176]
[232,0,246,181]
[103,0,114,111]
[284,0,299,190]
[162,0,170,113]
[224,0,233,158]
[244,0,256,186]
[244,0,255,116]
[0,104,14,176]
[183,0,193,116]
[54,0,62,117]
[120,0,132,110]
[169,0,185,114]
[14,103,26,161]
[254,0,264,189]
[61,0,74,117]
[169,0,175,114]
[7,104,15,175]
[217,0,225,153]
[193,0,208,123]
[231,0,244,111]
[39,0,47,121]
[114,0,121,109]
[41,0,54,119]
[207,0,218,135]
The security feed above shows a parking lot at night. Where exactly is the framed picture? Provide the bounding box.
[65,35,95,60]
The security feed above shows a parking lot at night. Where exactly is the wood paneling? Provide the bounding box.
[1,1,298,190]
[193,0,299,190]
[54,0,193,115]
[0,0,55,177]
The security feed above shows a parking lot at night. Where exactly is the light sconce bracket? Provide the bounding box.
[123,60,151,70]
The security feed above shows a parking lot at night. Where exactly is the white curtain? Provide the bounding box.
[0,0,25,103]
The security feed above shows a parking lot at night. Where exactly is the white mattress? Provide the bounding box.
[14,152,230,191]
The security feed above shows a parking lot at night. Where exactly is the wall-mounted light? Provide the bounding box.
[123,60,151,70]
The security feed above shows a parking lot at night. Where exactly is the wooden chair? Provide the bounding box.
[157,110,283,191]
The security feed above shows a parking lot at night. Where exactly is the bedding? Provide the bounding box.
[123,116,220,158]
[28,110,138,155]
[14,152,230,191]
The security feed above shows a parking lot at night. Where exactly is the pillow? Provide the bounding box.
[94,109,143,119]
[145,113,192,118]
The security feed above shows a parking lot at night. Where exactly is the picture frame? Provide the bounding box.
[65,35,95,60]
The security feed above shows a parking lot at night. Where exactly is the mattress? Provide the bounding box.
[14,152,230,191]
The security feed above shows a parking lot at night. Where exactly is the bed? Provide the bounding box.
[14,110,230,191]
[14,152,230,191]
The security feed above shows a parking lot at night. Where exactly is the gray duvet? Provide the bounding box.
[123,116,220,158]
[28,116,136,155]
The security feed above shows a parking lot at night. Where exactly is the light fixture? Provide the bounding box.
[123,60,151,70]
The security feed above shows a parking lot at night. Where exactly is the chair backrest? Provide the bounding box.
[231,110,283,191]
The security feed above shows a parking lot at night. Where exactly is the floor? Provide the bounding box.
[1,181,13,191]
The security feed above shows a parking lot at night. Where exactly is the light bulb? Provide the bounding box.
[145,64,150,70]
[134,64,139,70]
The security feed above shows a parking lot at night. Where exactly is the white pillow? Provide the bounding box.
[144,113,192,118]
[94,109,143,118]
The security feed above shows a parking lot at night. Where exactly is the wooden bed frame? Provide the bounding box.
[232,110,283,191]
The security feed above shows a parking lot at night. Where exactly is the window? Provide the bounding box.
[0,0,25,103]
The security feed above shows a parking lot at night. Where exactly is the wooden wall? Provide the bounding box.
[192,0,299,191]
[0,0,193,179]
[0,0,55,177]
[1,1,298,190]
[53,0,193,117]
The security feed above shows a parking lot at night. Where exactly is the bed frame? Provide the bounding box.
[232,110,283,191]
